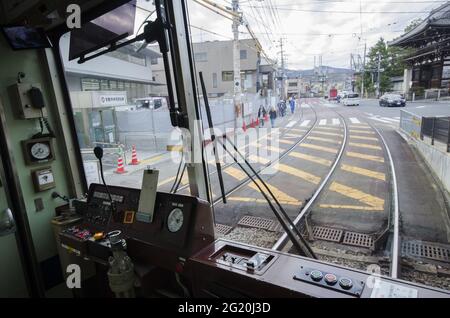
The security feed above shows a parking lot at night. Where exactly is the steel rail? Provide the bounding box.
[212,103,319,206]
[272,107,349,251]
[371,125,400,279]
[175,103,312,194]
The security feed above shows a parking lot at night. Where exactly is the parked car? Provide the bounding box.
[342,93,360,106]
[379,94,406,107]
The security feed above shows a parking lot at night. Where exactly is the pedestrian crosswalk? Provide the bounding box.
[318,118,341,125]
[278,115,401,130]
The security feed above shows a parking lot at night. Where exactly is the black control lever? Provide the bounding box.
[199,72,227,204]
[94,146,116,215]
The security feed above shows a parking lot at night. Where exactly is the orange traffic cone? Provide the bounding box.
[115,155,127,174]
[256,118,260,126]
[250,118,255,128]
[242,121,247,132]
[130,145,139,165]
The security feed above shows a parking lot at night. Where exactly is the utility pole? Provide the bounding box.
[279,38,286,100]
[376,51,381,98]
[232,0,243,129]
[361,41,367,99]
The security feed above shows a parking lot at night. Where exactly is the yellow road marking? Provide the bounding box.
[347,152,385,163]
[249,181,301,205]
[300,143,338,154]
[289,152,332,166]
[285,133,301,138]
[229,197,301,206]
[224,166,247,181]
[265,145,283,153]
[158,176,176,187]
[349,129,375,135]
[308,136,342,144]
[289,128,305,133]
[311,131,340,137]
[315,127,341,131]
[349,125,370,129]
[248,155,271,165]
[341,164,386,181]
[350,135,379,141]
[327,182,384,210]
[279,139,295,145]
[141,154,165,165]
[278,164,321,184]
[349,142,382,150]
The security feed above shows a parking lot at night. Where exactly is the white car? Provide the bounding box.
[342,93,360,106]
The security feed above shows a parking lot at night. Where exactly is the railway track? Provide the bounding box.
[270,106,400,279]
[172,102,318,198]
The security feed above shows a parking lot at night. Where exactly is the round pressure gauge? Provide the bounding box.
[30,143,51,160]
[167,208,184,233]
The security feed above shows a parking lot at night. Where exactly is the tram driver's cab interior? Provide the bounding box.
[0,0,448,299]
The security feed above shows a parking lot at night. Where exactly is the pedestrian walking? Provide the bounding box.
[258,105,267,127]
[290,97,296,114]
[269,106,277,128]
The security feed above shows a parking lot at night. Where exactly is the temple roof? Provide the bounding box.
[390,2,450,47]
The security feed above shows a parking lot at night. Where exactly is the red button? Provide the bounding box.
[324,273,338,285]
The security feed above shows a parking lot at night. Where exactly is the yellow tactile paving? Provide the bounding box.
[224,166,247,181]
[249,180,302,205]
[158,176,176,187]
[228,197,301,206]
[341,164,386,181]
[277,164,321,184]
[349,129,375,135]
[311,131,341,137]
[300,143,338,154]
[323,182,384,211]
[349,142,382,151]
[308,136,342,144]
[350,135,379,142]
[289,152,332,166]
[279,139,295,145]
[347,152,385,163]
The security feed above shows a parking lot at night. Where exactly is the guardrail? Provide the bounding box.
[401,110,450,152]
[421,116,450,152]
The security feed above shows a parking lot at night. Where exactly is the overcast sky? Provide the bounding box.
[136,0,446,70]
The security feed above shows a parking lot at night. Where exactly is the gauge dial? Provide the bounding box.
[167,208,184,233]
[30,143,50,160]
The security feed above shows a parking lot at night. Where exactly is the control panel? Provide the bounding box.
[59,183,215,266]
[189,239,450,298]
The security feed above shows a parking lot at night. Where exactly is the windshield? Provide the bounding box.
[184,0,450,291]
[59,0,450,292]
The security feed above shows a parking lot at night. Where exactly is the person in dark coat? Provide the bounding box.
[269,106,277,128]
[258,105,267,127]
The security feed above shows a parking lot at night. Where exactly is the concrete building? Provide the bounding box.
[151,39,277,98]
[60,33,162,147]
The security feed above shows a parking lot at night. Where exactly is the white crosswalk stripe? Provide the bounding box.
[350,117,361,124]
[369,117,392,123]
[300,120,310,127]
[286,120,297,128]
[332,118,340,125]
[319,119,327,125]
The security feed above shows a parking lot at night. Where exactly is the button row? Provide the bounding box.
[309,270,353,289]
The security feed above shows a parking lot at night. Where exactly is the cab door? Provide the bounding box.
[0,157,28,297]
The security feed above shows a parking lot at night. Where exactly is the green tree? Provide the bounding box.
[404,18,422,33]
[356,38,409,97]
